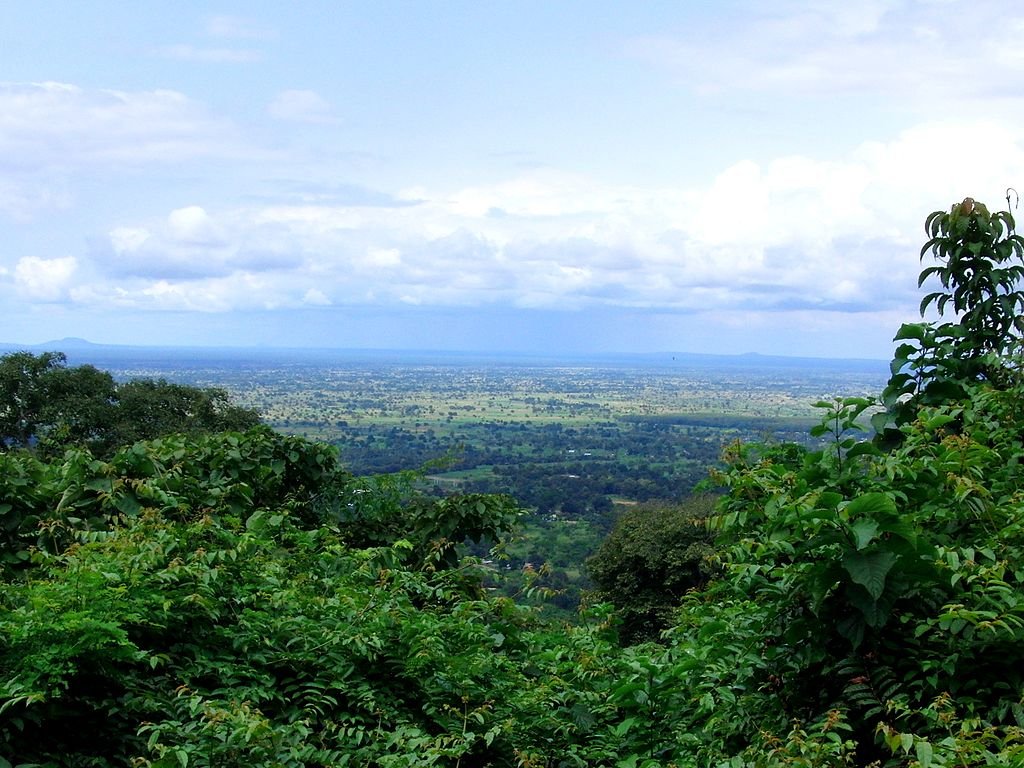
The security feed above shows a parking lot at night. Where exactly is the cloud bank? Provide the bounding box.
[2,81,1020,328]
[42,117,1013,321]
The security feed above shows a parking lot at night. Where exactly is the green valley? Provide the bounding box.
[57,350,884,610]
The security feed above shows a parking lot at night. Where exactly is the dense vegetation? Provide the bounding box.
[3,198,1024,765]
[0,351,260,459]
[75,354,870,612]
[586,496,718,645]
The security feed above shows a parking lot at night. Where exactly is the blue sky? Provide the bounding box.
[3,1,1024,358]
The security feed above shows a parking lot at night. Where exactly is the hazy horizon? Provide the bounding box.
[0,334,890,371]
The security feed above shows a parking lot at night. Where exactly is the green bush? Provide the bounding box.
[587,496,718,644]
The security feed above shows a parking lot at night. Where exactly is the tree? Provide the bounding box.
[880,196,1024,431]
[109,378,260,448]
[919,197,1024,365]
[36,363,118,453]
[0,351,261,457]
[587,495,717,643]
[698,198,1024,764]
[0,351,67,449]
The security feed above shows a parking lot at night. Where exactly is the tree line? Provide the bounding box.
[0,350,260,458]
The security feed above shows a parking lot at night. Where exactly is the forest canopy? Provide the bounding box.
[0,350,260,458]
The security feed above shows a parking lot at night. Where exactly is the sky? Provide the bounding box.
[3,0,1024,359]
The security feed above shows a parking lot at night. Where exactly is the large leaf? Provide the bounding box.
[846,581,894,628]
[848,519,880,550]
[843,550,898,601]
[844,493,897,518]
[845,442,881,460]
[893,323,928,341]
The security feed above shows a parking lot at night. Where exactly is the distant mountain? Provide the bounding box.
[1,337,107,352]
[44,337,103,350]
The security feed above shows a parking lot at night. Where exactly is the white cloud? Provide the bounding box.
[268,90,338,124]
[303,288,330,305]
[151,44,262,64]
[71,272,284,313]
[35,111,1021,323]
[109,227,150,254]
[0,81,240,172]
[0,82,255,224]
[96,205,298,281]
[14,256,76,301]
[365,248,402,268]
[204,15,275,40]
[0,176,71,219]
[167,206,223,245]
[625,0,1024,104]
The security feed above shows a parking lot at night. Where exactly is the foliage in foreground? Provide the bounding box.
[3,198,1024,766]
[0,429,678,766]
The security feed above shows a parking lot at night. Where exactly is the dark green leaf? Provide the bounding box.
[844,493,897,518]
[848,519,880,550]
[843,550,898,600]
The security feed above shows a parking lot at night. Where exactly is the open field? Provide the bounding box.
[78,348,887,506]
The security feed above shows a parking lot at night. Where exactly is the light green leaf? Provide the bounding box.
[900,732,914,754]
[915,739,933,768]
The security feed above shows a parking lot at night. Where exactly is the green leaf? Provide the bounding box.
[612,717,637,737]
[876,517,919,546]
[844,493,897,518]
[920,292,944,315]
[843,550,898,600]
[891,343,917,365]
[845,442,880,459]
[114,494,142,516]
[846,584,889,629]
[915,739,933,768]
[923,413,958,430]
[836,613,866,647]
[893,323,928,341]
[900,732,914,754]
[848,519,880,550]
[816,491,843,510]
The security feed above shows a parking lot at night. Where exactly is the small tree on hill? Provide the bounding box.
[587,495,718,644]
[880,196,1024,431]
[0,351,261,457]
